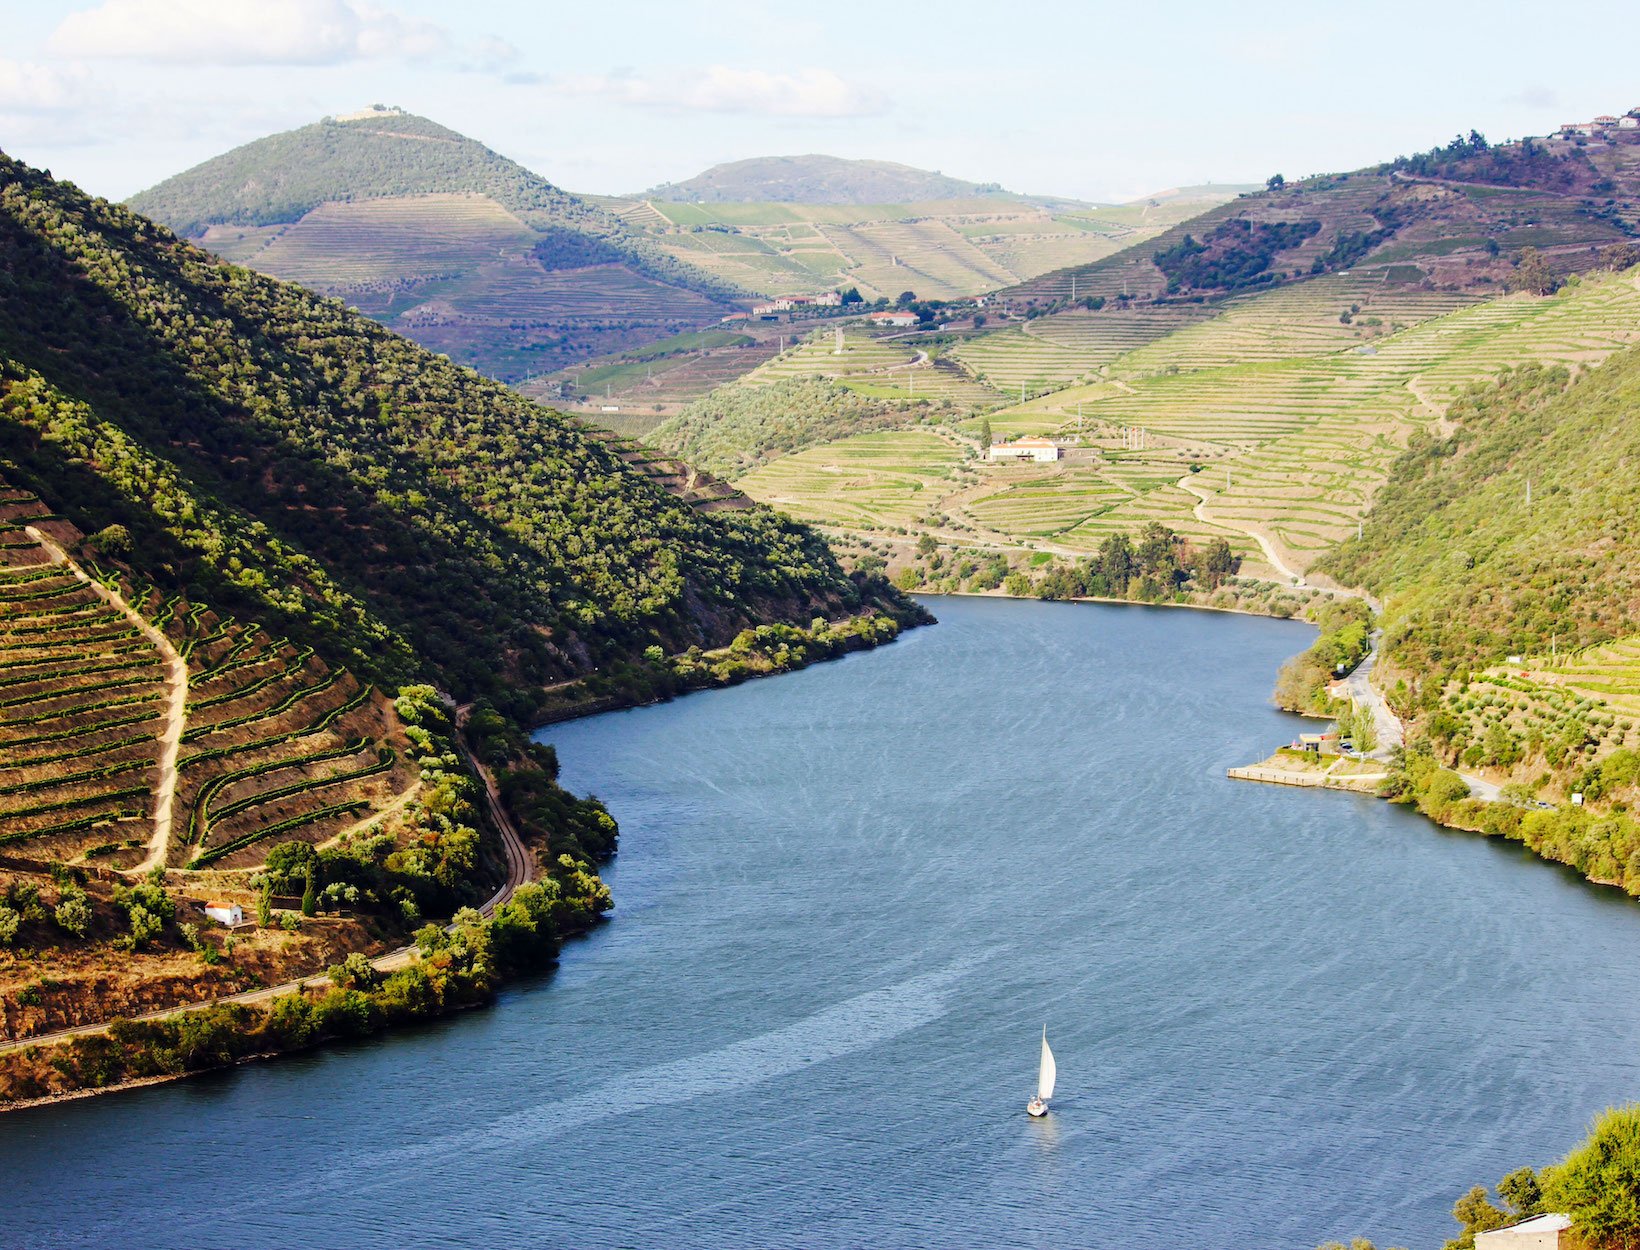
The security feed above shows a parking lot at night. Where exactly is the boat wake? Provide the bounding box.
[413,949,997,1162]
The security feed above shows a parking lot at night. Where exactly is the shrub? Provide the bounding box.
[53,890,91,938]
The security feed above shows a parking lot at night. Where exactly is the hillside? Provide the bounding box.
[644,116,1640,599]
[1324,352,1640,759]
[1314,346,1640,901]
[0,148,925,1080]
[596,186,1240,307]
[127,109,737,378]
[644,155,1007,204]
[1000,126,1640,313]
[2,152,920,711]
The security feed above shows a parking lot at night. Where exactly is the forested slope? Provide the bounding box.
[0,153,916,721]
[1318,344,1640,901]
[1324,352,1640,681]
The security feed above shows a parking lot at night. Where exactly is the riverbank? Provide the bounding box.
[1233,614,1640,913]
[0,607,928,1111]
[530,605,928,726]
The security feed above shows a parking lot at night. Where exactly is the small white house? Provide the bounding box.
[988,436,1062,464]
[203,900,244,927]
[868,310,919,328]
[1474,1214,1574,1250]
[1620,116,1639,130]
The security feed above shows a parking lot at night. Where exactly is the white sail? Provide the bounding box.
[1037,1028,1056,1101]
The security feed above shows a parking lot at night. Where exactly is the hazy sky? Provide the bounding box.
[4,0,1637,204]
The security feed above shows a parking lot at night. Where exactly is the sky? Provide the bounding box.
[2,0,1637,204]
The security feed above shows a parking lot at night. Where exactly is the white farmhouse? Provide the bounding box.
[203,900,244,927]
[1474,1214,1575,1250]
[987,436,1062,464]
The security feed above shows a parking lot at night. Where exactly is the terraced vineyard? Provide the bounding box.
[736,430,967,530]
[207,194,535,288]
[0,491,413,873]
[741,328,1007,408]
[0,503,167,861]
[208,192,731,381]
[1110,275,1482,375]
[952,267,1640,572]
[1446,639,1640,778]
[725,266,1640,583]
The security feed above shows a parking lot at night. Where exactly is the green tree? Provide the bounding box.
[1200,537,1237,589]
[328,951,381,990]
[1512,247,1559,296]
[1099,531,1134,591]
[1497,1168,1543,1220]
[0,905,20,947]
[978,417,993,449]
[1444,1185,1507,1250]
[266,842,318,893]
[128,905,164,948]
[54,890,92,938]
[256,879,273,927]
[1267,173,1286,191]
[1543,1106,1640,1248]
[301,865,319,918]
[90,523,133,557]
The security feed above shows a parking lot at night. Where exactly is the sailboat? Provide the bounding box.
[1026,1026,1056,1117]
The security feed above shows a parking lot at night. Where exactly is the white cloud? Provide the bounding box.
[0,59,93,114]
[560,65,884,119]
[47,0,448,66]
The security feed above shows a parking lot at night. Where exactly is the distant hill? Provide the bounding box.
[644,155,1008,205]
[127,109,739,378]
[1001,127,1640,310]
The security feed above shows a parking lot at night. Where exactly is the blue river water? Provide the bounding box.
[3,596,1639,1248]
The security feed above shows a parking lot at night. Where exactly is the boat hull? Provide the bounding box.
[1026,1098,1048,1118]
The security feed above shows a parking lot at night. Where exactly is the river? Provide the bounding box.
[4,597,1639,1248]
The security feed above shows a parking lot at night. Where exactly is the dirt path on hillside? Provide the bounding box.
[0,703,534,1059]
[314,782,422,851]
[1175,473,1306,584]
[25,526,186,874]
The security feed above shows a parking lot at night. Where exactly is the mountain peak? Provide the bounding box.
[644,154,1008,205]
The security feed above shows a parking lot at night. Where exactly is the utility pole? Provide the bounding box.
[1070,274,1077,301]
[834,326,844,356]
